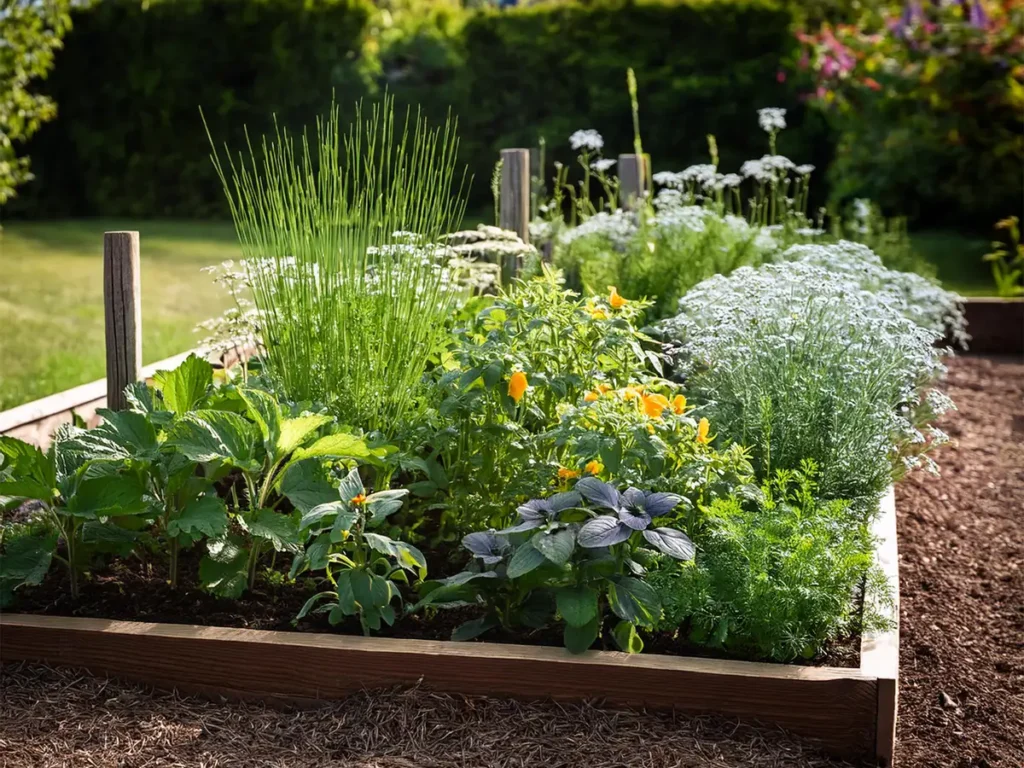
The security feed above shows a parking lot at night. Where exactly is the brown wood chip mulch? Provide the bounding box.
[1,354,1021,768]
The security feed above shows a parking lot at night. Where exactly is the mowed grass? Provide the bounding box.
[0,220,239,410]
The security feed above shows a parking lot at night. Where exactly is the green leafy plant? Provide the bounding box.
[649,462,893,662]
[0,429,148,601]
[417,478,696,654]
[209,96,467,432]
[294,468,424,634]
[983,216,1024,297]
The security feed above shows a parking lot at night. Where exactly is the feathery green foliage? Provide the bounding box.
[209,97,467,432]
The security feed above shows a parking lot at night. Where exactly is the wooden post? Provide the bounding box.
[500,148,530,284]
[103,231,142,411]
[618,153,650,209]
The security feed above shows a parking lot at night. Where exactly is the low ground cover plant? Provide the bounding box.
[0,101,958,664]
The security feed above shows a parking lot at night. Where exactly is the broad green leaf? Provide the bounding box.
[245,509,301,553]
[67,473,149,518]
[364,489,408,527]
[165,410,259,469]
[239,388,281,453]
[278,414,333,458]
[531,527,576,565]
[612,620,644,654]
[329,507,360,542]
[153,354,212,415]
[199,537,249,598]
[91,409,159,457]
[349,569,373,608]
[452,616,497,641]
[336,570,357,613]
[506,541,547,579]
[337,468,364,505]
[167,495,229,539]
[0,437,56,500]
[0,533,57,586]
[291,432,370,463]
[296,591,336,620]
[81,521,139,556]
[304,532,331,572]
[556,585,598,627]
[364,532,427,573]
[564,616,599,654]
[278,458,338,514]
[607,576,661,627]
[370,573,392,608]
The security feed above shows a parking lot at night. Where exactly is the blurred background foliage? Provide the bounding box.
[1,0,1021,227]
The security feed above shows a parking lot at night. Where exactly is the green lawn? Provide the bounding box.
[0,220,239,410]
[909,230,995,296]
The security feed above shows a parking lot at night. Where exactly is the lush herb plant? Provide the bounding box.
[660,254,955,501]
[417,478,696,654]
[983,216,1024,298]
[294,468,425,635]
[648,462,893,662]
[209,97,467,432]
[0,428,148,602]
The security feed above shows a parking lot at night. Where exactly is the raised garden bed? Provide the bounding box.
[959,297,1024,355]
[0,489,899,764]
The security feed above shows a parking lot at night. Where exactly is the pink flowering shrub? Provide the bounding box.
[793,1,1024,226]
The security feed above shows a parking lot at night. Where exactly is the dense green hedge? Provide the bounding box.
[11,0,833,217]
[10,0,374,218]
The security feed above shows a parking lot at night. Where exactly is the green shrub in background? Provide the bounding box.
[7,0,375,218]
[9,0,833,217]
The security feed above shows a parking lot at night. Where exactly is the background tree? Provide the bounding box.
[0,0,78,205]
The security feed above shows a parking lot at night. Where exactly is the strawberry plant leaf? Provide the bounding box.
[152,354,212,415]
[167,494,229,539]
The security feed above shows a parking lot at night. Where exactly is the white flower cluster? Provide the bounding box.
[778,241,968,347]
[590,158,616,173]
[557,209,638,250]
[569,129,604,152]
[661,251,956,498]
[757,107,787,134]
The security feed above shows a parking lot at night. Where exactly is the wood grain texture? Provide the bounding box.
[860,487,900,766]
[617,154,649,209]
[0,614,879,758]
[103,232,142,411]
[499,148,530,254]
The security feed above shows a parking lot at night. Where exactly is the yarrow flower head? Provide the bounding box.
[590,158,616,173]
[569,129,604,152]
[757,107,787,134]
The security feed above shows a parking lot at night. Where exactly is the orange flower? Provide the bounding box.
[508,371,528,403]
[622,385,644,401]
[596,383,612,394]
[608,286,627,309]
[584,391,600,402]
[672,394,687,415]
[585,460,603,476]
[863,77,881,91]
[642,393,670,419]
[557,466,579,481]
[351,493,366,505]
[696,418,710,444]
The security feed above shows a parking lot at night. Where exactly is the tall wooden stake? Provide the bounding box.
[103,231,141,411]
[618,153,650,209]
[500,148,530,282]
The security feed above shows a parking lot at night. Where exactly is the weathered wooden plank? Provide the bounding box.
[103,232,142,411]
[860,487,900,766]
[0,614,879,758]
[499,148,530,284]
[618,153,649,209]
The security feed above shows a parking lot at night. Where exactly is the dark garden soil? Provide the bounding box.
[1,354,1021,767]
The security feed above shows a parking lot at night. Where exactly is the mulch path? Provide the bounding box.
[893,354,1024,767]
[1,354,1021,767]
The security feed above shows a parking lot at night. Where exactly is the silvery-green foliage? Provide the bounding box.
[777,241,967,347]
[661,258,954,500]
